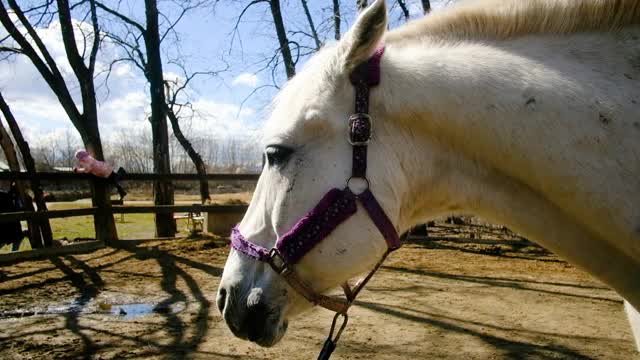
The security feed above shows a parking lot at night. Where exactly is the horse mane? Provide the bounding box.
[387,0,640,42]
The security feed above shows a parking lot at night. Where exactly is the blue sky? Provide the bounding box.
[0,0,447,150]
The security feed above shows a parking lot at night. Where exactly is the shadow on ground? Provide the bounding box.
[0,235,633,359]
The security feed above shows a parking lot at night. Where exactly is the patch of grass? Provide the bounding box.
[1,193,250,251]
[47,201,199,241]
[0,239,31,253]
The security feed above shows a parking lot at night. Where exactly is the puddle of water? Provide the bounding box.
[0,301,79,319]
[108,303,156,319]
[1,299,186,319]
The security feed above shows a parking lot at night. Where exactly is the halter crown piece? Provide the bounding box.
[230,47,401,360]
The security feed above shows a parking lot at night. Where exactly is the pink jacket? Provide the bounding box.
[74,150,113,178]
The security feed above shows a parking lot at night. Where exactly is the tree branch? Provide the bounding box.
[159,1,209,44]
[0,1,82,124]
[95,1,146,34]
[396,0,410,21]
[357,0,368,12]
[228,0,268,55]
[56,0,91,84]
[88,0,101,75]
[7,0,64,82]
[299,0,321,50]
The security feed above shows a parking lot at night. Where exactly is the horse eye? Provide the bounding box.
[265,145,293,167]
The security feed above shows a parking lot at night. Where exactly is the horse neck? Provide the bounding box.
[372,41,524,228]
[372,37,640,308]
[371,38,579,229]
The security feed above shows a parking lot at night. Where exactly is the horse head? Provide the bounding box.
[216,0,410,347]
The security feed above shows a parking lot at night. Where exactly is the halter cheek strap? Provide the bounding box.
[230,46,399,359]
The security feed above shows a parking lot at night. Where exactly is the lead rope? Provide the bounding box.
[317,246,398,359]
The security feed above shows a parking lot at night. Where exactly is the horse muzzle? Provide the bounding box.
[217,283,288,347]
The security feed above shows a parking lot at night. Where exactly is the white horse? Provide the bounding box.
[218,0,640,351]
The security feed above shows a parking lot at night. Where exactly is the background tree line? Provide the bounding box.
[0,0,437,245]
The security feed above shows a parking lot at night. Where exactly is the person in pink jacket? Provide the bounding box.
[73,150,127,199]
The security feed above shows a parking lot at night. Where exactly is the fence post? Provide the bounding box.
[91,179,118,245]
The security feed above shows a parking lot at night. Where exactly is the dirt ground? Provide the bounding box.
[0,223,636,359]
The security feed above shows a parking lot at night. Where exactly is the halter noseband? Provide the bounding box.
[231,47,400,359]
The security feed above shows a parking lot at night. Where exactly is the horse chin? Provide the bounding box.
[252,319,288,347]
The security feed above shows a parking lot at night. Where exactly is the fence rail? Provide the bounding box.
[0,208,97,222]
[0,204,250,223]
[0,171,260,181]
[0,171,257,228]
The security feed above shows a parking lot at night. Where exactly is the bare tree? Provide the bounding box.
[357,0,368,12]
[421,0,431,14]
[0,91,54,248]
[108,128,153,173]
[235,0,296,79]
[0,0,117,243]
[143,0,176,236]
[0,109,41,248]
[396,0,410,21]
[59,127,79,169]
[97,0,216,235]
[32,146,58,170]
[270,0,296,79]
[164,76,212,203]
[97,0,173,236]
[300,0,321,50]
[333,0,341,40]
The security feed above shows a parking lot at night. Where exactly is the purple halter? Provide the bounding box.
[230,47,400,359]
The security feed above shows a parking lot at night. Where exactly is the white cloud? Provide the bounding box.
[232,73,259,87]
[0,15,265,159]
[181,99,259,139]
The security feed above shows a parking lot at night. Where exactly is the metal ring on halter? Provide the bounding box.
[346,176,370,195]
[328,312,349,342]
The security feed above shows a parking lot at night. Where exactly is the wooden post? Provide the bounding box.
[90,178,117,245]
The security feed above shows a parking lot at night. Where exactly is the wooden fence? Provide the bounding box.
[0,172,260,181]
[0,171,259,238]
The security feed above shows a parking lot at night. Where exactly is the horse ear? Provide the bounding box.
[342,0,387,71]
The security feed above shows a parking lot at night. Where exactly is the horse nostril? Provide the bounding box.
[217,287,227,314]
[246,302,270,342]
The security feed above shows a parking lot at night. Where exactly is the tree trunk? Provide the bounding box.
[357,0,368,12]
[421,0,431,14]
[0,120,41,248]
[166,106,210,203]
[396,0,410,21]
[145,0,176,237]
[84,124,118,244]
[0,92,52,247]
[58,0,118,244]
[332,0,341,40]
[300,0,321,50]
[269,0,296,79]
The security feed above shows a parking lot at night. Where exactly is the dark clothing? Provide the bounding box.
[107,171,127,200]
[0,189,24,247]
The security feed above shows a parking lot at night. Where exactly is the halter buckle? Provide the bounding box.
[348,113,372,146]
[268,248,288,274]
